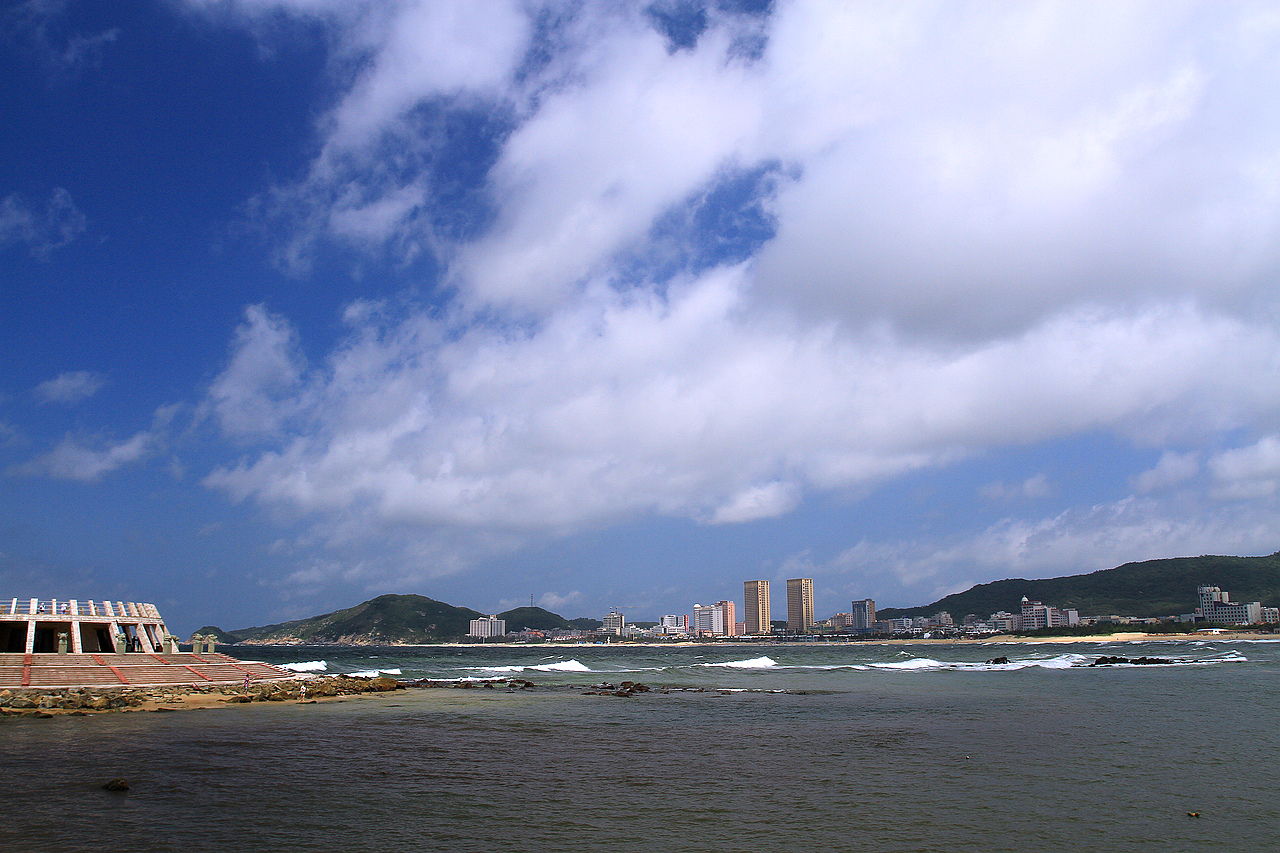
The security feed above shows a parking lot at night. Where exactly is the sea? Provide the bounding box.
[3,638,1278,852]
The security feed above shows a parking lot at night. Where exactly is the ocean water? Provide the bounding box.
[3,639,1278,851]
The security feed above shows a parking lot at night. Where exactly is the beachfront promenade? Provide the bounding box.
[0,650,293,689]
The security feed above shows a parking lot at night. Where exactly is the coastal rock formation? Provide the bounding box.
[0,673,406,716]
[1087,655,1172,666]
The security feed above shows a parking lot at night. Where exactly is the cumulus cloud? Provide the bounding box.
[1133,450,1200,493]
[1209,435,1280,500]
[0,189,85,258]
[535,590,582,612]
[827,489,1280,608]
[35,370,105,405]
[202,272,1280,557]
[188,2,1280,592]
[203,305,306,438]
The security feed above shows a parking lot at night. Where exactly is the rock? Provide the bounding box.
[9,697,36,709]
[370,676,400,692]
[987,656,1010,665]
[1089,655,1172,666]
[102,778,130,792]
[89,696,110,710]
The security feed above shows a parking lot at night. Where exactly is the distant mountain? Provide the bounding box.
[495,606,572,632]
[193,625,240,644]
[222,593,485,644]
[877,552,1280,620]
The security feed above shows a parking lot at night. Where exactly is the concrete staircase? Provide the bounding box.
[0,651,293,689]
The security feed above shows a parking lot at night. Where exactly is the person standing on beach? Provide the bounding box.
[243,673,250,691]
[299,683,306,702]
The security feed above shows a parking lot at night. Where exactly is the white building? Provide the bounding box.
[658,614,688,636]
[692,603,724,636]
[1197,586,1264,625]
[602,609,626,635]
[1020,597,1079,630]
[468,615,506,638]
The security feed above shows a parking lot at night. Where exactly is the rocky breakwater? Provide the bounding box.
[0,675,404,717]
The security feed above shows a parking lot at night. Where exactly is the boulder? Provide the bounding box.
[370,676,401,692]
[102,778,130,792]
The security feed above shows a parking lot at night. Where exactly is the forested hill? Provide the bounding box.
[877,552,1280,620]
[212,596,584,644]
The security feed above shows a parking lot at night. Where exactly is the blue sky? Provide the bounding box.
[4,0,1280,636]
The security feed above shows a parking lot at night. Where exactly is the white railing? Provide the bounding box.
[0,599,163,620]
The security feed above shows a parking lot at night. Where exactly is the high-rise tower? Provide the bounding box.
[786,577,814,633]
[850,599,876,631]
[744,580,770,634]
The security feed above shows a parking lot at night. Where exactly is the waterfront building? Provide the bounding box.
[1020,597,1079,630]
[850,599,876,631]
[692,603,722,636]
[0,597,171,654]
[744,580,771,634]
[692,601,736,636]
[988,611,1021,633]
[468,615,507,638]
[1196,586,1263,625]
[830,612,853,629]
[717,600,737,636]
[602,608,626,635]
[787,578,815,633]
[658,614,689,636]
[0,596,295,689]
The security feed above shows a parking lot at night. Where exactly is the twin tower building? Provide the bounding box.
[744,578,814,635]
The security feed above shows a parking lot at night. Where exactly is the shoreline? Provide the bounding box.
[5,632,1269,717]
[233,630,1274,649]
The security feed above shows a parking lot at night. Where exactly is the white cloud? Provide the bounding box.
[202,268,1280,560]
[35,370,105,404]
[710,481,801,525]
[826,490,1280,609]
[0,189,85,258]
[26,431,154,481]
[203,304,306,438]
[536,590,582,612]
[1208,436,1280,500]
[187,1,1280,592]
[202,2,1280,336]
[18,404,178,481]
[981,474,1052,501]
[1133,450,1200,493]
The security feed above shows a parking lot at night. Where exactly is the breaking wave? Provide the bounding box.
[531,659,591,672]
[701,656,778,669]
[279,660,327,672]
[346,668,403,678]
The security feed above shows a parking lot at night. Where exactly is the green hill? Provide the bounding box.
[877,552,1280,620]
[496,606,571,632]
[225,593,484,644]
